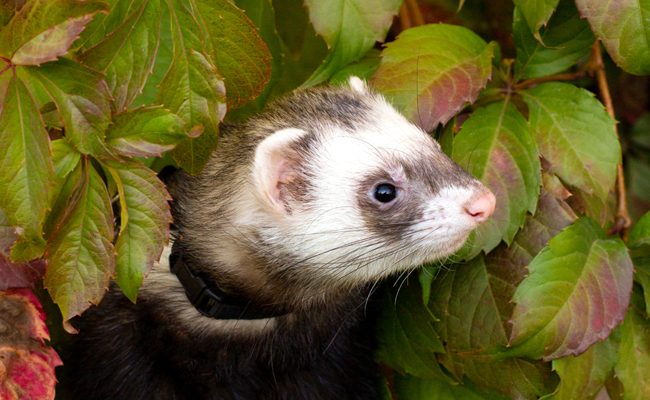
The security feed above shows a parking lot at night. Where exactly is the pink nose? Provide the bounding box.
[465,191,496,224]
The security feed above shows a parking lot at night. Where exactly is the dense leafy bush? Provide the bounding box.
[0,0,649,398]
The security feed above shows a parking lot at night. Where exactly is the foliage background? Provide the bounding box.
[0,0,650,399]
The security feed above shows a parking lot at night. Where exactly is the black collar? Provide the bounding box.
[169,248,286,320]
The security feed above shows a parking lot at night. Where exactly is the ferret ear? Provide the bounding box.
[349,76,368,94]
[253,128,307,214]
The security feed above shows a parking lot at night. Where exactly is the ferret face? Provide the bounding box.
[251,77,495,287]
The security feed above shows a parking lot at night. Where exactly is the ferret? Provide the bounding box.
[63,77,495,400]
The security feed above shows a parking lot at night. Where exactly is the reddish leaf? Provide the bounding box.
[508,217,633,361]
[0,289,62,400]
[0,0,108,66]
[371,24,494,131]
[44,161,115,332]
[0,210,45,290]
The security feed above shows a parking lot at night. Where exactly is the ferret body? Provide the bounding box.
[64,78,495,400]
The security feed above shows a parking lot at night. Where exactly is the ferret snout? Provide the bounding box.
[464,191,496,224]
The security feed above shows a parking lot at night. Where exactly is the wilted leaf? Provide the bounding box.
[615,303,650,398]
[0,288,62,400]
[429,256,557,399]
[103,159,172,302]
[80,0,162,112]
[105,107,186,157]
[513,0,559,39]
[0,210,46,290]
[156,0,226,174]
[508,217,633,360]
[44,162,115,331]
[376,281,448,380]
[540,338,616,400]
[513,0,595,80]
[0,0,108,65]
[301,0,400,88]
[0,75,55,262]
[26,58,113,158]
[575,0,650,75]
[193,0,271,109]
[453,100,541,259]
[521,82,619,202]
[372,24,494,132]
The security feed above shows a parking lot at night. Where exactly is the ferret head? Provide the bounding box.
[242,77,495,290]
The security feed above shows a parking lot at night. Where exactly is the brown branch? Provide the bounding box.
[587,41,631,238]
[399,2,412,30]
[514,71,587,91]
[405,0,425,27]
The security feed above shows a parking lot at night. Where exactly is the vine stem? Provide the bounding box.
[514,71,587,90]
[586,41,631,237]
[405,0,424,27]
[399,2,412,30]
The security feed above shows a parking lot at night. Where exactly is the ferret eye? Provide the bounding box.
[374,184,397,203]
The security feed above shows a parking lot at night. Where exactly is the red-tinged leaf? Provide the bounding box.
[156,0,226,174]
[79,0,162,111]
[429,256,557,399]
[103,159,172,302]
[0,289,62,400]
[192,0,271,109]
[575,0,650,75]
[105,107,186,157]
[540,338,616,400]
[452,100,541,259]
[0,210,45,290]
[375,281,449,381]
[512,0,559,39]
[44,161,115,332]
[521,82,619,202]
[507,217,633,361]
[26,58,113,159]
[371,24,494,132]
[0,75,55,262]
[301,0,400,88]
[615,303,650,398]
[0,0,109,66]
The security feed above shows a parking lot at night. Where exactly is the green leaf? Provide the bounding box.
[629,211,650,248]
[372,24,494,132]
[103,159,171,303]
[615,305,650,398]
[394,374,507,400]
[452,100,541,259]
[330,48,381,86]
[631,250,650,318]
[0,1,26,28]
[575,0,650,75]
[376,280,448,380]
[513,0,595,81]
[429,256,557,398]
[0,74,55,262]
[513,0,559,39]
[51,139,81,182]
[508,217,633,360]
[0,209,47,290]
[79,0,162,112]
[155,0,226,174]
[26,58,113,158]
[44,161,115,332]
[521,82,620,202]
[105,107,186,157]
[193,0,272,109]
[0,0,109,65]
[301,0,400,88]
[540,338,616,400]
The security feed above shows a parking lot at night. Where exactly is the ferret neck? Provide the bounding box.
[169,245,288,320]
